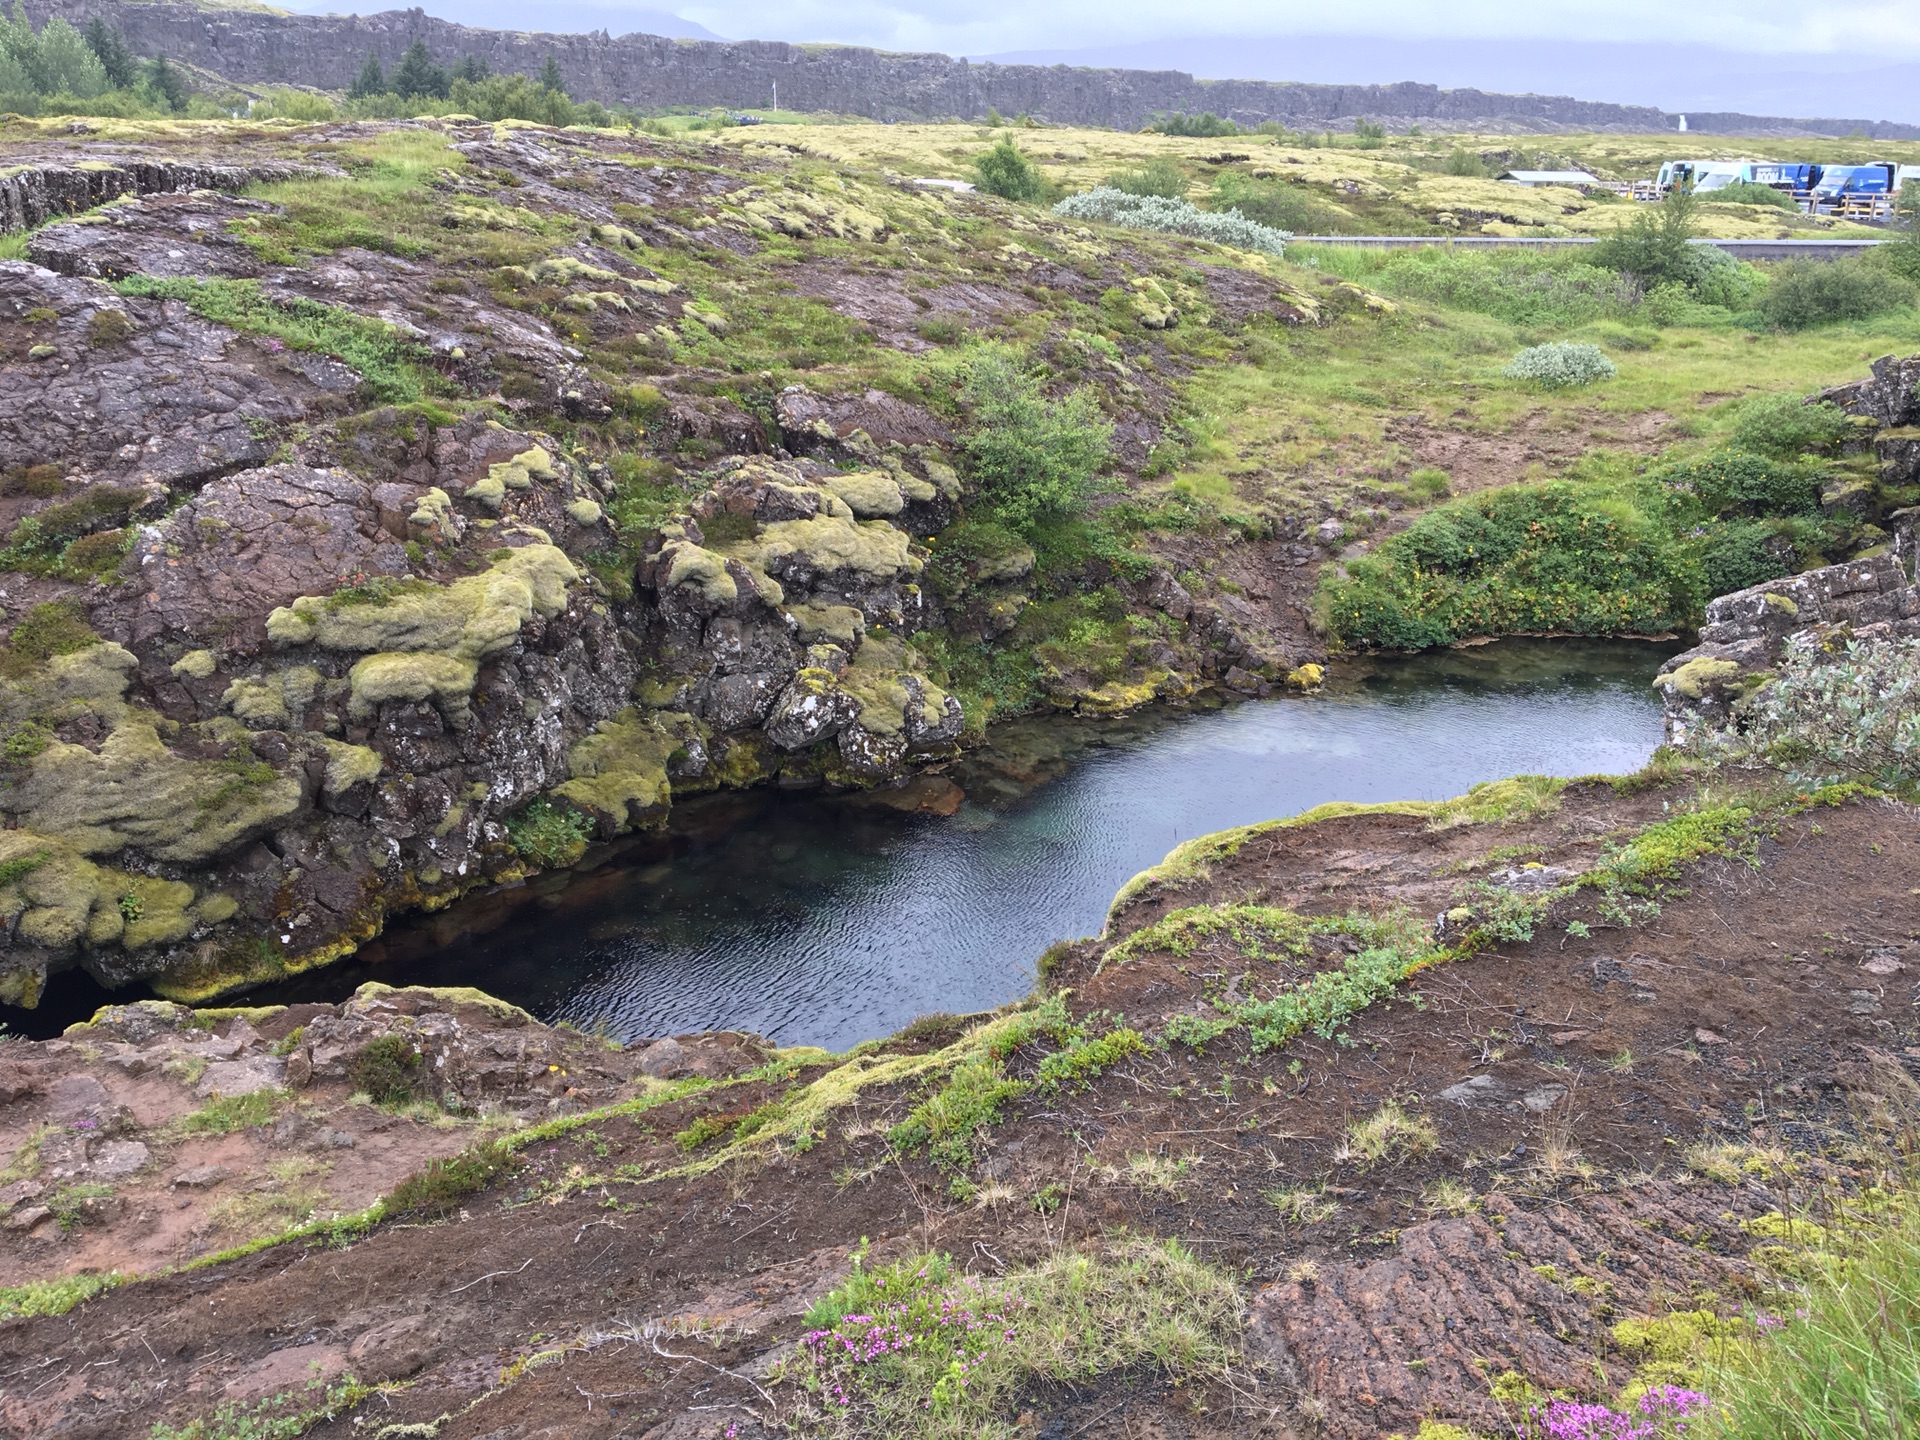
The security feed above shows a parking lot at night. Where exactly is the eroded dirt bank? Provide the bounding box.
[2,770,1914,1438]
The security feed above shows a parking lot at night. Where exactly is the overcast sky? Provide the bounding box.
[668,0,1920,58]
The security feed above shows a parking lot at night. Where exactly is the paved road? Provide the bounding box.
[1291,236,1883,262]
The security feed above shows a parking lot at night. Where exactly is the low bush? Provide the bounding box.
[345,1035,425,1104]
[971,138,1051,202]
[1104,157,1187,199]
[503,797,592,868]
[1147,110,1239,137]
[1211,171,1339,234]
[1725,392,1853,459]
[1736,636,1920,789]
[1703,180,1797,210]
[955,348,1113,534]
[1053,187,1290,255]
[1502,341,1618,389]
[1756,258,1916,331]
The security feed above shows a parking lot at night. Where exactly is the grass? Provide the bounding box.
[780,1235,1243,1440]
[171,1087,288,1136]
[0,1270,123,1320]
[1699,1186,1920,1436]
[148,1375,374,1440]
[112,276,438,403]
[1339,1099,1440,1166]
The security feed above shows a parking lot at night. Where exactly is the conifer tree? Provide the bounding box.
[348,49,384,99]
[538,55,564,95]
[392,39,448,100]
[82,16,135,88]
[143,52,187,111]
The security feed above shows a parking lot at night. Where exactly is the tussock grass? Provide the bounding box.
[1339,1099,1440,1166]
[782,1235,1243,1440]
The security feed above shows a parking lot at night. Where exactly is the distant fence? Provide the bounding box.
[1289,236,1884,263]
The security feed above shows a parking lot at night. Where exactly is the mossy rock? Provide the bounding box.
[787,602,866,647]
[267,544,577,660]
[1656,657,1744,700]
[730,514,921,581]
[819,470,905,518]
[554,708,695,832]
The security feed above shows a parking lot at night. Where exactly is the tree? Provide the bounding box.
[82,16,134,88]
[971,137,1050,203]
[142,52,187,111]
[452,52,487,84]
[538,55,565,95]
[391,39,448,100]
[348,49,384,99]
[1592,184,1700,290]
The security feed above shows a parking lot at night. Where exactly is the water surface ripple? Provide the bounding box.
[283,638,1675,1051]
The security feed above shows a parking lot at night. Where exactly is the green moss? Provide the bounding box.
[819,469,906,517]
[1108,777,1566,915]
[268,544,577,659]
[317,739,382,794]
[554,708,694,831]
[0,601,99,677]
[346,651,479,723]
[787,602,866,647]
[1656,657,1745,700]
[729,513,922,582]
[170,649,217,680]
[0,1271,123,1320]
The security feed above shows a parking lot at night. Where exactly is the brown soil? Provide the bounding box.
[3,779,1915,1438]
[1384,406,1681,500]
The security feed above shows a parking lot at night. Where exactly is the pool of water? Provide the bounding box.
[148,636,1674,1052]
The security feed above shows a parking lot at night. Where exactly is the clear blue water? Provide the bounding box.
[224,637,1676,1052]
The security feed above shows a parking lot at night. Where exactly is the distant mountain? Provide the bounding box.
[280,0,724,40]
[980,37,1920,129]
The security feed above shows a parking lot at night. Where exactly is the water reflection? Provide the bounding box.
[224,637,1676,1052]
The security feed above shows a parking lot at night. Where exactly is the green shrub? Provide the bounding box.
[1211,171,1339,234]
[1148,111,1239,137]
[1591,186,1701,290]
[955,349,1113,534]
[1324,472,1700,649]
[1502,341,1618,389]
[1727,393,1854,459]
[1104,156,1187,199]
[1757,259,1916,330]
[1442,148,1486,177]
[1703,180,1798,210]
[345,1035,425,1104]
[1348,248,1640,328]
[971,138,1051,202]
[1658,450,1821,516]
[503,796,592,868]
[1735,637,1920,788]
[1698,520,1796,595]
[1055,188,1291,253]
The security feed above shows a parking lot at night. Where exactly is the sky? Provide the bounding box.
[665,0,1917,59]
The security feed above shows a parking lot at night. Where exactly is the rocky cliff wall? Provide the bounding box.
[25,0,1920,139]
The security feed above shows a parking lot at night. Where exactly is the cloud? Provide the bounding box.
[675,0,1920,59]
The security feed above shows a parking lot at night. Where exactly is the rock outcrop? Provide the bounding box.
[1656,355,1920,743]
[23,0,1920,139]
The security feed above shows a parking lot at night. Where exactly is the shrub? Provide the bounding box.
[1703,180,1797,210]
[1351,248,1640,328]
[1501,342,1617,389]
[1443,148,1486,176]
[1736,637,1920,788]
[1657,450,1820,516]
[1324,473,1699,649]
[250,86,335,121]
[971,138,1051,202]
[503,796,592,868]
[1591,186,1700,290]
[1147,110,1238,137]
[345,1035,425,1104]
[1698,519,1794,595]
[1211,171,1338,234]
[1726,393,1853,459]
[1104,156,1187,199]
[1053,187,1289,255]
[955,348,1113,534]
[1757,258,1916,330]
